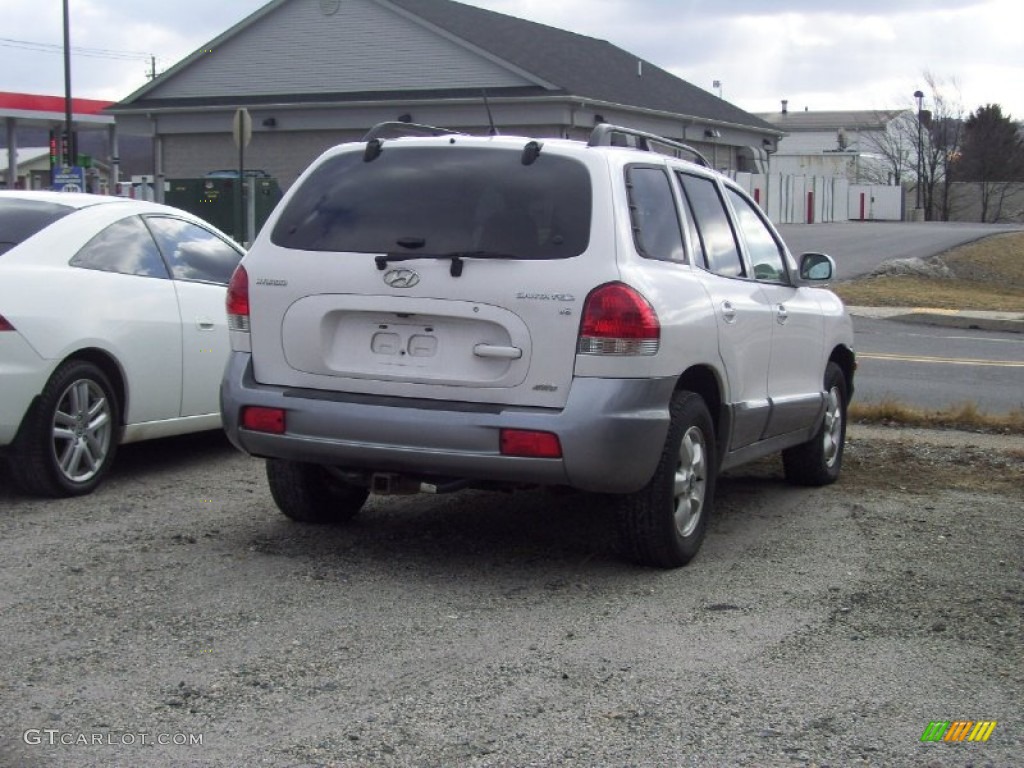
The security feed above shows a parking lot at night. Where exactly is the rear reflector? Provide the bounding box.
[241,406,286,434]
[499,429,562,459]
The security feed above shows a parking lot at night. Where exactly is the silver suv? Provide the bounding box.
[221,123,854,568]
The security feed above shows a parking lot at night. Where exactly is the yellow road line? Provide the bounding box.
[859,352,1024,367]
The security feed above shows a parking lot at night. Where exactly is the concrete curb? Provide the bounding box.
[847,306,1024,333]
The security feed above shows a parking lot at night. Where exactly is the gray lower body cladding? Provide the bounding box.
[221,353,675,494]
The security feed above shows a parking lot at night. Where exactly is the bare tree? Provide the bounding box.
[918,73,965,221]
[858,110,914,185]
[863,74,964,220]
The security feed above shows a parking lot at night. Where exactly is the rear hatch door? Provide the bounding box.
[246,139,615,409]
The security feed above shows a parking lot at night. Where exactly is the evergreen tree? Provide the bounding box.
[958,104,1024,221]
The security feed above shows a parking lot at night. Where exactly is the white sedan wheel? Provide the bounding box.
[9,360,120,497]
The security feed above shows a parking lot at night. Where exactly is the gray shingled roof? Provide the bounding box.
[113,0,774,134]
[386,0,775,131]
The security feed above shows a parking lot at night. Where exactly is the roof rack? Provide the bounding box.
[361,121,465,142]
[588,124,710,167]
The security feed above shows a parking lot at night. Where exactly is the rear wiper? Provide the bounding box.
[375,251,518,277]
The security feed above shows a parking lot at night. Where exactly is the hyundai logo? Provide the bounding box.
[383,268,420,288]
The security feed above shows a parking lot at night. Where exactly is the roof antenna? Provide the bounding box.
[481,89,499,136]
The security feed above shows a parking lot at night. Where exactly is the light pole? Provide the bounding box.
[914,89,924,218]
[762,138,776,214]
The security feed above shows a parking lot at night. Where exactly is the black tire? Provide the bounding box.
[9,359,120,497]
[617,390,717,568]
[783,362,848,487]
[265,459,369,524]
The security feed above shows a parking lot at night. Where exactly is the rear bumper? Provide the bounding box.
[220,352,673,493]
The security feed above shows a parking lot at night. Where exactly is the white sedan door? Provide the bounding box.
[61,214,184,426]
[145,216,244,418]
[172,280,232,417]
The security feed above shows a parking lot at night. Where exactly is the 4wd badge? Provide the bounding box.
[383,269,420,288]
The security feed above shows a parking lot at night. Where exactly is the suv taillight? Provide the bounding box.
[0,314,14,332]
[577,282,659,355]
[226,265,250,332]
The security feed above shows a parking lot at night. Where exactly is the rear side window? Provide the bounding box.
[272,145,592,259]
[677,173,745,278]
[0,199,74,256]
[626,166,684,262]
[70,215,169,278]
[145,216,244,285]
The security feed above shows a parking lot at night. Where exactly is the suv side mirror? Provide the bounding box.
[798,252,835,283]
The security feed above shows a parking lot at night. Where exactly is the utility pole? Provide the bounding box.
[62,0,73,167]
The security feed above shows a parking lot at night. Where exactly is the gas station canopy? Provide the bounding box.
[2,92,118,190]
[0,91,115,129]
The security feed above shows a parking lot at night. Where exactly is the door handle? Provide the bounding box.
[720,301,736,323]
[196,317,215,331]
[776,304,789,324]
[473,343,522,360]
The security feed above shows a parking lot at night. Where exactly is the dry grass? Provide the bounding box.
[834,276,1024,311]
[849,398,1024,434]
[833,231,1024,311]
[944,232,1024,283]
[838,232,1024,433]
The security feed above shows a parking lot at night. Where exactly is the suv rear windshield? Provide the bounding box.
[271,145,592,259]
[0,199,74,256]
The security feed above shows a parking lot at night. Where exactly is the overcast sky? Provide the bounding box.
[1,0,1020,118]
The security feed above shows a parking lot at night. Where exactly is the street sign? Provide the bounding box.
[232,108,252,149]
[52,166,86,193]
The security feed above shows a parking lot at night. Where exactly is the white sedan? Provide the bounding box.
[0,191,244,497]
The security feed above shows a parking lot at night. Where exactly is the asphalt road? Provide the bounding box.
[853,316,1024,413]
[777,220,1024,279]
[777,221,1024,413]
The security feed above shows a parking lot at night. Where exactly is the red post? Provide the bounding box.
[753,187,760,204]
[806,191,814,224]
[859,192,866,221]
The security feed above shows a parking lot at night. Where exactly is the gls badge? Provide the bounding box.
[383,268,420,288]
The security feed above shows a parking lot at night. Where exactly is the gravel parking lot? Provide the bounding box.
[1,426,1021,767]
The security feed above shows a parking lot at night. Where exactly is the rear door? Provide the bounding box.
[245,140,616,409]
[723,186,825,437]
[676,171,773,448]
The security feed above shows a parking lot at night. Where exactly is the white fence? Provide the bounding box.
[731,173,901,224]
[848,185,903,221]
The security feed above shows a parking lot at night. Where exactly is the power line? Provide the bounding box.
[0,36,153,62]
